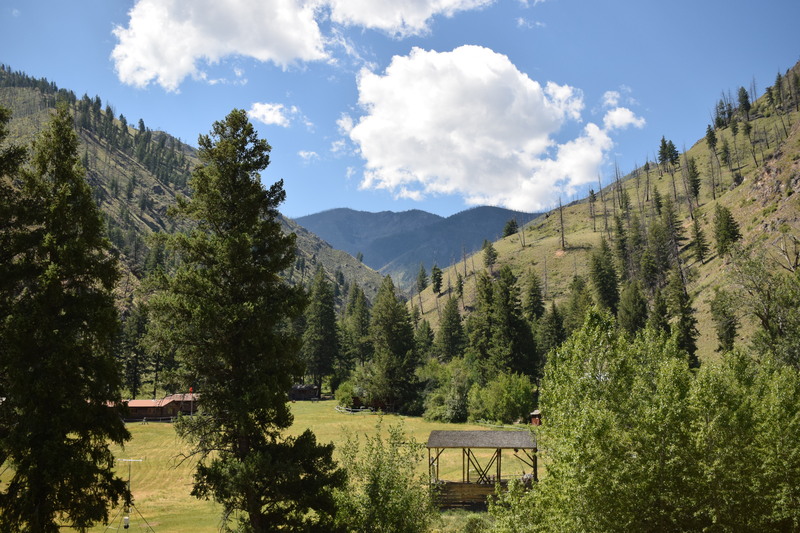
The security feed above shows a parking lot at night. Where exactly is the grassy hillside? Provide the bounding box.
[59,401,507,532]
[0,67,384,305]
[413,61,800,363]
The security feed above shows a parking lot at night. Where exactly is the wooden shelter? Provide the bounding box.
[124,393,197,421]
[426,430,537,509]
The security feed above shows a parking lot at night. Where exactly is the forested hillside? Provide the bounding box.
[296,205,540,290]
[0,66,383,307]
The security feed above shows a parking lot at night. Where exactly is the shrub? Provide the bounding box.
[333,420,437,533]
[468,372,535,424]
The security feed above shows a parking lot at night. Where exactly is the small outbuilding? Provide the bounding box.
[426,430,537,509]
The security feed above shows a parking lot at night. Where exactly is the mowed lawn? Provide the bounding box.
[73,401,525,532]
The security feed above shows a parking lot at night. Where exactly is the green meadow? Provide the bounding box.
[86,400,518,532]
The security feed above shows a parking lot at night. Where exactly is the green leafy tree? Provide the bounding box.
[301,267,339,396]
[467,372,535,424]
[713,204,741,257]
[334,421,437,533]
[145,109,342,531]
[530,310,698,531]
[0,105,130,531]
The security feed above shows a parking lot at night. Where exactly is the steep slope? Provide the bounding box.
[0,67,384,304]
[413,60,800,363]
[296,205,539,291]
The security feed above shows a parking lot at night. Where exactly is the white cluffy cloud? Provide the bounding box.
[111,0,326,92]
[111,0,497,91]
[349,45,644,211]
[248,103,313,130]
[324,0,494,37]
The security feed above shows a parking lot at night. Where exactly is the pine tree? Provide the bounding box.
[687,156,701,204]
[563,275,594,335]
[523,269,545,323]
[301,267,339,396]
[0,105,130,531]
[691,217,709,264]
[589,237,619,314]
[488,266,538,377]
[666,267,699,367]
[537,301,566,357]
[145,109,342,530]
[617,280,648,336]
[483,239,498,274]
[431,264,443,296]
[713,204,742,257]
[367,276,419,413]
[503,218,519,237]
[434,297,466,362]
[738,86,751,121]
[709,288,738,352]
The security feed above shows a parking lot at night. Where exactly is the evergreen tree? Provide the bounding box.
[617,280,648,336]
[414,319,434,360]
[687,156,701,203]
[483,239,498,274]
[465,272,495,382]
[341,284,372,367]
[666,267,699,367]
[488,266,538,377]
[431,264,443,296]
[366,276,419,413]
[0,105,130,531]
[434,297,466,362]
[537,301,566,357]
[705,124,717,154]
[119,301,151,398]
[589,237,619,314]
[738,86,751,120]
[145,110,342,531]
[709,288,738,352]
[713,204,742,257]
[523,269,545,323]
[503,218,519,237]
[691,217,709,265]
[563,274,594,335]
[646,288,670,334]
[301,267,339,396]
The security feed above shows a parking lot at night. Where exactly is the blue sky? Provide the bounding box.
[1,0,798,219]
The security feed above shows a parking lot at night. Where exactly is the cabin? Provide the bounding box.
[426,430,537,509]
[124,393,197,421]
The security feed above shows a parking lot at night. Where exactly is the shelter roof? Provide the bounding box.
[427,430,536,450]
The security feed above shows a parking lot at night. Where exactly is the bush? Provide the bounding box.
[333,420,437,533]
[468,372,535,424]
[334,380,357,408]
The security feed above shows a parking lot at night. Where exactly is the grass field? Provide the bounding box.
[81,401,515,532]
